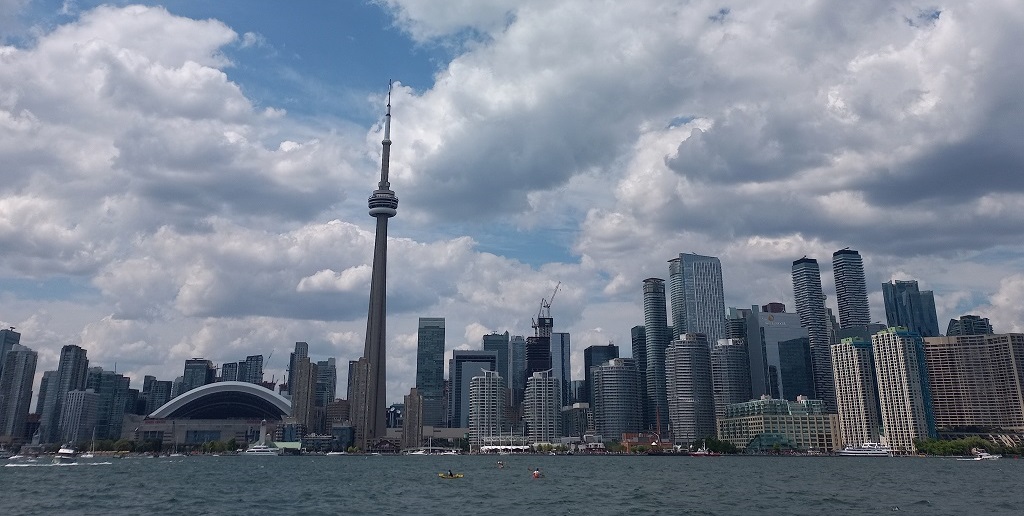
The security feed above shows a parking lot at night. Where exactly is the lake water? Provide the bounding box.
[3,455,1021,515]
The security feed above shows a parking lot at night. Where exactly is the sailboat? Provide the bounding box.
[80,428,97,459]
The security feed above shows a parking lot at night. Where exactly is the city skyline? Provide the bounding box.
[1,2,1023,409]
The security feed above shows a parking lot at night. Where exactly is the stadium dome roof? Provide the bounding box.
[148,381,291,420]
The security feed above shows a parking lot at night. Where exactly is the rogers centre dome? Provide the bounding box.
[148,381,292,420]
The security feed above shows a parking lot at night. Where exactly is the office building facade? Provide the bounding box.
[945,315,994,336]
[0,344,37,443]
[583,344,619,408]
[718,396,839,453]
[668,253,727,344]
[551,332,571,408]
[882,280,940,338]
[41,345,89,443]
[416,318,446,427]
[449,351,497,428]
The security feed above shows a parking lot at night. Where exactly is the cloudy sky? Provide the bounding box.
[2,1,1022,405]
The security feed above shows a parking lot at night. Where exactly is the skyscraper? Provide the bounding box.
[243,355,264,384]
[292,357,319,432]
[468,370,504,446]
[286,342,309,394]
[316,358,338,408]
[630,325,648,425]
[220,362,239,382]
[508,334,526,414]
[448,351,497,428]
[583,344,619,407]
[59,389,98,444]
[665,334,716,442]
[831,337,882,448]
[550,332,571,408]
[181,359,215,393]
[0,327,21,380]
[744,306,810,401]
[0,344,37,443]
[791,257,836,412]
[416,318,446,427]
[524,336,551,382]
[402,388,423,450]
[872,327,936,455]
[524,370,560,444]
[668,253,726,343]
[642,278,670,430]
[945,315,994,336]
[85,367,130,440]
[482,331,510,387]
[592,358,643,439]
[881,280,940,338]
[710,338,751,421]
[352,86,400,449]
[832,249,870,329]
[41,345,88,443]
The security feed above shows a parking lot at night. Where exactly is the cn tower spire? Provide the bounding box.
[354,82,399,450]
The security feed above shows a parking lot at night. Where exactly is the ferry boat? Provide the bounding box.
[242,444,280,456]
[837,442,892,457]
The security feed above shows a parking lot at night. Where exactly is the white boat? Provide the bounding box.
[80,428,97,459]
[691,440,721,456]
[53,445,78,464]
[837,442,892,457]
[326,451,348,456]
[957,448,1001,461]
[242,444,280,456]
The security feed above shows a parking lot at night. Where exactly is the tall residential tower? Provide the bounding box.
[832,249,870,329]
[668,253,726,344]
[791,257,836,412]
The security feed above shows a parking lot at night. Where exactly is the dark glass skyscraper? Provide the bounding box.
[583,343,619,407]
[882,280,940,338]
[668,253,726,343]
[791,257,836,412]
[946,314,994,336]
[642,278,670,430]
[41,344,88,443]
[416,318,446,427]
[353,87,400,448]
[832,248,871,329]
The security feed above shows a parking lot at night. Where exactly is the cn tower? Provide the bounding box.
[355,84,398,449]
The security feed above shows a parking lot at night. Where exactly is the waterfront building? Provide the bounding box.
[592,358,643,440]
[872,327,936,455]
[40,345,88,443]
[291,357,319,431]
[449,351,497,428]
[744,307,813,401]
[286,342,309,394]
[524,370,560,444]
[350,87,400,449]
[718,396,839,453]
[508,335,527,413]
[668,253,726,344]
[59,389,99,444]
[182,359,216,393]
[551,332,571,408]
[711,339,751,422]
[416,318,446,427]
[468,370,504,447]
[0,327,21,380]
[791,257,836,412]
[402,388,423,449]
[923,333,1024,431]
[0,344,37,444]
[832,249,871,329]
[666,334,716,443]
[630,325,649,426]
[583,344,619,407]
[831,337,882,448]
[85,367,131,440]
[882,280,940,338]
[315,358,337,408]
[642,278,671,430]
[945,315,994,336]
[561,403,592,437]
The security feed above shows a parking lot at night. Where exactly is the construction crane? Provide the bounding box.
[532,281,561,337]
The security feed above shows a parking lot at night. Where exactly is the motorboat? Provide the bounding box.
[837,442,892,457]
[957,448,1001,461]
[690,440,721,456]
[53,445,78,464]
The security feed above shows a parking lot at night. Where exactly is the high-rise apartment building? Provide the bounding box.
[292,357,319,432]
[0,327,21,380]
[668,253,726,343]
[583,344,619,408]
[792,257,836,412]
[59,389,98,444]
[725,307,751,340]
[592,358,643,439]
[642,278,670,430]
[831,337,882,448]
[832,249,871,329]
[711,339,751,421]
[872,327,936,455]
[923,333,1024,431]
[882,280,940,338]
[402,388,423,450]
[41,345,88,443]
[36,370,55,416]
[945,315,993,336]
[182,358,215,393]
[287,342,309,394]
[0,344,37,443]
[448,351,497,428]
[482,331,510,387]
[242,355,264,384]
[508,335,527,413]
[220,362,239,382]
[550,333,571,408]
[315,358,337,408]
[468,370,504,446]
[85,367,130,440]
[630,325,648,425]
[524,370,560,444]
[665,334,716,442]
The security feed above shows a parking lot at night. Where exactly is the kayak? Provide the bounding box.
[438,473,464,479]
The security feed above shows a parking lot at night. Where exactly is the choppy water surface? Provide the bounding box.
[3,455,1020,515]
